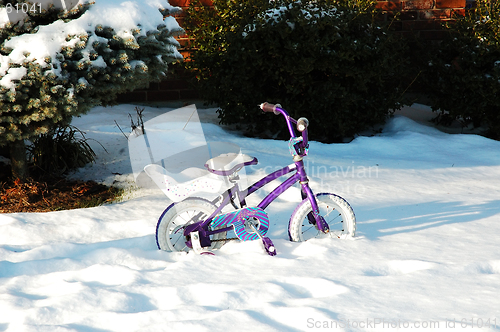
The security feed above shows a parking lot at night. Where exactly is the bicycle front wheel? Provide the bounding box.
[288,193,356,242]
[156,198,227,252]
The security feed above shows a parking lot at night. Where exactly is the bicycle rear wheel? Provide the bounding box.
[156,198,227,252]
[288,193,356,242]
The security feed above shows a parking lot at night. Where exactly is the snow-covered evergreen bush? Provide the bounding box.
[0,0,183,179]
[185,0,408,142]
[425,0,500,139]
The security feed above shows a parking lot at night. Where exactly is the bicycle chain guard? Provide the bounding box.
[210,207,270,241]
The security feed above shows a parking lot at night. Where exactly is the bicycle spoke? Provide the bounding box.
[178,213,191,224]
[169,224,184,250]
[301,223,318,235]
[170,235,187,251]
[325,213,342,226]
[323,206,334,218]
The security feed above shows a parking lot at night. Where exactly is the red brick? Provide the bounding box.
[435,0,465,8]
[402,20,440,31]
[419,9,452,19]
[451,8,466,17]
[178,50,192,59]
[168,0,189,6]
[174,16,185,26]
[400,10,418,20]
[403,0,435,10]
[175,35,190,44]
[176,37,192,48]
[169,0,212,6]
[171,11,187,18]
[376,1,402,11]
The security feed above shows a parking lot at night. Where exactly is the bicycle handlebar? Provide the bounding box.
[260,102,310,158]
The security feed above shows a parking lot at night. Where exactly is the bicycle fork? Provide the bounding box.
[296,160,330,233]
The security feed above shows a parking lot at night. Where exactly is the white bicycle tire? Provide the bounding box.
[156,198,227,252]
[288,193,356,242]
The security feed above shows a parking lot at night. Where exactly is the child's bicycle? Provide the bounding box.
[148,103,356,256]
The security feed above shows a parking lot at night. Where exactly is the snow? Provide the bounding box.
[247,3,339,34]
[1,103,500,331]
[0,67,26,90]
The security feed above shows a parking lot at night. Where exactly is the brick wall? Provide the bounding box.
[376,0,466,39]
[119,0,468,103]
[115,71,199,103]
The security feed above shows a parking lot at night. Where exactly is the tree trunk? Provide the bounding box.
[9,140,28,182]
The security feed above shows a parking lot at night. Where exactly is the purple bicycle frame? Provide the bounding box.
[183,104,328,240]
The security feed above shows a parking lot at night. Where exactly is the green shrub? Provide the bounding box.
[27,125,97,176]
[424,0,500,139]
[185,0,409,142]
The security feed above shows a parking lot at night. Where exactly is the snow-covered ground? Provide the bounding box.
[1,104,500,331]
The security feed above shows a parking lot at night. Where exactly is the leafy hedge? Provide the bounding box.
[424,0,500,139]
[184,0,409,142]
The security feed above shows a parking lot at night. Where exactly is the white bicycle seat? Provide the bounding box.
[144,164,231,202]
[205,153,258,176]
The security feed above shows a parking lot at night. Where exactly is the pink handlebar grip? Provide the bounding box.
[260,102,280,115]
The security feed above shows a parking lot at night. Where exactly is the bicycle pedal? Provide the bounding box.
[262,237,277,256]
